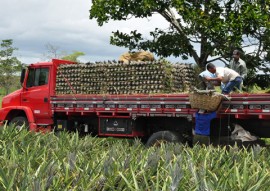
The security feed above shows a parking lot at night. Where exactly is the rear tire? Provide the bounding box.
[10,116,29,130]
[146,131,183,147]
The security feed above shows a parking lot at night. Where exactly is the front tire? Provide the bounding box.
[10,116,29,130]
[146,131,183,147]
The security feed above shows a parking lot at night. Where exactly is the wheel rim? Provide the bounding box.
[13,121,26,130]
[152,139,167,147]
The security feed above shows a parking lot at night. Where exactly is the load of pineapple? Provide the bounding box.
[55,60,195,95]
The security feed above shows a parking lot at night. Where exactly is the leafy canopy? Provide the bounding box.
[90,0,270,70]
[0,39,22,94]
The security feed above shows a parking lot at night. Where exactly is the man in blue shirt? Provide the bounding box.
[198,64,217,90]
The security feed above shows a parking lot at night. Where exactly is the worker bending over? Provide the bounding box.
[204,63,242,94]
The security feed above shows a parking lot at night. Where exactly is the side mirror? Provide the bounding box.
[20,69,26,84]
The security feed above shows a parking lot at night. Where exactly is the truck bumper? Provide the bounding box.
[29,122,38,132]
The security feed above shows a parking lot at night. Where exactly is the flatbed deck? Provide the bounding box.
[51,93,270,119]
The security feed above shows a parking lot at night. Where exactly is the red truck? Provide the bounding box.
[1,59,270,146]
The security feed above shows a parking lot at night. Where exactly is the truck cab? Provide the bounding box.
[0,59,74,131]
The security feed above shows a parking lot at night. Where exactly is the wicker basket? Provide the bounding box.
[189,90,224,111]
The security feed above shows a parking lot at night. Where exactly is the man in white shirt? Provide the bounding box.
[204,63,242,94]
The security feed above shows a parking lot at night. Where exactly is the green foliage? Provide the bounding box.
[0,39,22,95]
[0,126,270,190]
[247,84,263,93]
[90,0,270,70]
[61,51,85,62]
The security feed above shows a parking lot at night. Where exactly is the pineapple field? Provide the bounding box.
[0,126,270,191]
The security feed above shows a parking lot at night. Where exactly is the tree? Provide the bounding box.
[61,51,85,62]
[0,39,22,95]
[43,43,65,61]
[43,43,85,62]
[90,0,270,70]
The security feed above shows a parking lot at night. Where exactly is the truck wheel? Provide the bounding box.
[146,131,183,147]
[10,117,29,130]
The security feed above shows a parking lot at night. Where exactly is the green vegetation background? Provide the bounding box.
[1,86,270,190]
[0,127,270,190]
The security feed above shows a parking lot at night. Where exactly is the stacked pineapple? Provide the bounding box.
[106,61,169,94]
[55,61,195,95]
[171,63,196,92]
[55,64,81,94]
[80,63,107,94]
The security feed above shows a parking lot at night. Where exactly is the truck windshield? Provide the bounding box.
[26,68,49,87]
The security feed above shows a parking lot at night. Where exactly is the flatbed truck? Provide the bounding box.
[1,59,270,146]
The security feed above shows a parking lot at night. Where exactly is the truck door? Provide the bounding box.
[21,66,51,124]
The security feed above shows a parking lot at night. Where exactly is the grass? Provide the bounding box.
[0,126,270,190]
[0,95,3,107]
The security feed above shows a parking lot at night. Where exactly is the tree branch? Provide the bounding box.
[158,8,200,65]
[207,57,229,66]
